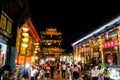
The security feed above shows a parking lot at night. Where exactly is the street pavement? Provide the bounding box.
[48,73,72,80]
[48,76,70,80]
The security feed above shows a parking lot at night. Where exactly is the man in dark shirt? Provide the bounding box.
[50,63,55,79]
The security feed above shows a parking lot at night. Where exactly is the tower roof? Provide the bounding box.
[41,27,62,35]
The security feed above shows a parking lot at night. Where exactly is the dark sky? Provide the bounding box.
[28,1,120,52]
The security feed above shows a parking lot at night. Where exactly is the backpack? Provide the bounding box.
[73,71,80,79]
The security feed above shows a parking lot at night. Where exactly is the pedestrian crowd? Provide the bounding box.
[0,61,111,80]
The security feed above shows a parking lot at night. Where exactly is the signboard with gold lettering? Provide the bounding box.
[0,14,7,30]
[7,20,12,34]
[0,11,13,37]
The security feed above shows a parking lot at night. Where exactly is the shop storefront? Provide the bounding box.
[0,39,7,67]
[15,18,40,66]
[72,15,120,65]
[102,29,118,66]
[0,11,13,67]
[79,44,91,64]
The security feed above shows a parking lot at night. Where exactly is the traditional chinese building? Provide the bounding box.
[40,27,64,61]
[16,17,40,65]
[0,0,29,68]
[0,11,13,68]
[72,15,120,66]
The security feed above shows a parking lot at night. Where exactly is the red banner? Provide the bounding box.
[102,39,118,49]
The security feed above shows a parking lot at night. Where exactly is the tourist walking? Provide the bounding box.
[61,62,66,79]
[103,66,110,80]
[37,66,45,80]
[90,65,99,80]
[50,63,55,79]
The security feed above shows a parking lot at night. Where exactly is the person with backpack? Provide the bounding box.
[72,64,79,80]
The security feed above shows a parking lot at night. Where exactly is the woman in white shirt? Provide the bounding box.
[91,66,99,80]
[61,62,66,79]
[67,65,71,79]
[30,65,38,80]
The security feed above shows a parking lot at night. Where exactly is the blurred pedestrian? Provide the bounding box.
[56,62,60,78]
[37,66,45,80]
[91,66,99,80]
[50,63,55,79]
[45,64,50,80]
[103,66,110,80]
[67,65,71,79]
[73,71,83,80]
[61,62,66,79]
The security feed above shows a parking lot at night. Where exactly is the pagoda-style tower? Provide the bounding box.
[40,27,64,60]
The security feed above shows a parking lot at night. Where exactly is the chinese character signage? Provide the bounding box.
[0,11,13,35]
[102,39,118,49]
[0,14,7,30]
[7,20,12,34]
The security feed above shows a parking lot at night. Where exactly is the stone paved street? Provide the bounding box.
[48,76,70,80]
[47,72,72,80]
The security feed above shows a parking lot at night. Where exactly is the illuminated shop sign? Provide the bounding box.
[18,55,31,65]
[102,39,118,49]
[0,11,13,37]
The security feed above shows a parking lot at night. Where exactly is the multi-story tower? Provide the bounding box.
[40,27,64,60]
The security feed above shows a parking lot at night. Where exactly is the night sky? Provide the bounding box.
[28,1,120,52]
